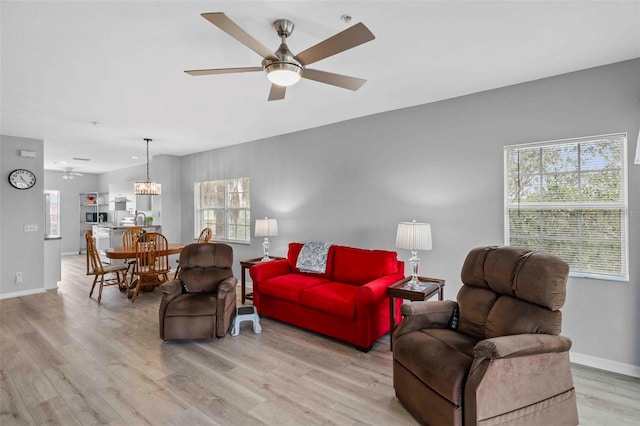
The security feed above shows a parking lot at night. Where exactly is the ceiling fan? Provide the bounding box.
[58,167,84,180]
[185,13,375,101]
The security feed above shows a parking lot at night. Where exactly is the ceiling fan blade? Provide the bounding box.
[295,22,375,66]
[268,84,286,101]
[201,13,277,60]
[185,67,263,76]
[301,69,367,91]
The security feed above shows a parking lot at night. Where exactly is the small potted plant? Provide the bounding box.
[145,216,153,225]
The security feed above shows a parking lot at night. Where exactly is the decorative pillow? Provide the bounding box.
[287,243,334,278]
[296,242,333,273]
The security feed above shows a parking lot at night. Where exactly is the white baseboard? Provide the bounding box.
[570,351,640,378]
[0,288,47,300]
[62,251,81,256]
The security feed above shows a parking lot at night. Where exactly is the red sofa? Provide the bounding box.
[249,242,405,350]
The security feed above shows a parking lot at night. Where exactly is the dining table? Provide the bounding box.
[105,243,185,296]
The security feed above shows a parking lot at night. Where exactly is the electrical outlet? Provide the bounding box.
[15,272,23,285]
[24,224,38,232]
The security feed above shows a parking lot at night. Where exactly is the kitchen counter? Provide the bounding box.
[94,224,162,230]
[104,225,163,258]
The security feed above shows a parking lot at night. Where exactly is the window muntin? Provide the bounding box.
[194,177,250,242]
[504,133,628,281]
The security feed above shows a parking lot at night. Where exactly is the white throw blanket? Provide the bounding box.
[296,242,333,274]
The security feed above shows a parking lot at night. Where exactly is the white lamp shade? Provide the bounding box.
[255,218,278,237]
[396,221,432,251]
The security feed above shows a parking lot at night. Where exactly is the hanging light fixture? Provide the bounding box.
[134,138,162,195]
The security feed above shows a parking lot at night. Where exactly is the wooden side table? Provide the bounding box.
[387,276,445,350]
[239,256,285,304]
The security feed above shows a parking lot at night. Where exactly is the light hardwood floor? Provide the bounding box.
[1,255,639,425]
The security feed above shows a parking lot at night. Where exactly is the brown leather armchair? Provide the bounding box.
[393,246,578,426]
[159,243,237,340]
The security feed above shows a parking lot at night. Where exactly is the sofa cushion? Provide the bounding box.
[514,251,569,310]
[456,285,498,339]
[258,273,329,303]
[180,267,232,293]
[287,243,335,279]
[484,246,532,296]
[299,281,359,319]
[460,246,493,288]
[165,294,217,317]
[485,296,563,337]
[394,328,478,405]
[331,246,399,285]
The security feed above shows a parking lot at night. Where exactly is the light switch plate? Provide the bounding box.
[19,149,36,158]
[24,224,38,232]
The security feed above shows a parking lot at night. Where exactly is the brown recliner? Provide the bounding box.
[159,243,237,340]
[393,246,578,426]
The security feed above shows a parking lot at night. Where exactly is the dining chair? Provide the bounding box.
[85,230,127,303]
[122,226,143,285]
[132,232,170,302]
[197,227,213,243]
[173,227,213,278]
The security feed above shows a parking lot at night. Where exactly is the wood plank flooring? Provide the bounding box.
[1,254,639,425]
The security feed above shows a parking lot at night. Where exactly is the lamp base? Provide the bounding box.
[261,238,271,262]
[406,275,425,291]
[407,252,424,290]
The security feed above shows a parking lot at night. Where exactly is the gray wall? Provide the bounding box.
[179,59,640,370]
[1,59,637,372]
[0,135,45,297]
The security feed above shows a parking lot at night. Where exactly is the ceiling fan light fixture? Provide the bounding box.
[265,62,302,87]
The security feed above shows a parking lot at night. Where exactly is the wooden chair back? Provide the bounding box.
[122,226,143,283]
[122,226,144,250]
[197,227,213,243]
[135,232,170,279]
[85,230,103,275]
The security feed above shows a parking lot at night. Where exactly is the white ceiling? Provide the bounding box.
[2,1,639,174]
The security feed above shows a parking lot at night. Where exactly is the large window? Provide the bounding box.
[194,177,250,242]
[504,133,628,281]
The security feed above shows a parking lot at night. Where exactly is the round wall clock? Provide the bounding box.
[8,169,37,190]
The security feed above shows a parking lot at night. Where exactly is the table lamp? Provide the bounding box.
[255,217,278,261]
[396,220,432,289]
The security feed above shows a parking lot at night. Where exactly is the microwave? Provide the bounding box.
[86,212,108,222]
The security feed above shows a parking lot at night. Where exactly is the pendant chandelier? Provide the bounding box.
[134,138,162,195]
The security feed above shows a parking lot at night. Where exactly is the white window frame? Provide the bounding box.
[44,189,60,237]
[504,133,628,281]
[194,177,251,243]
